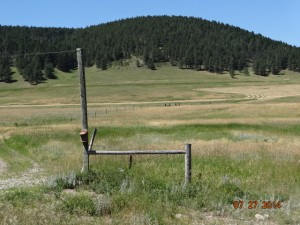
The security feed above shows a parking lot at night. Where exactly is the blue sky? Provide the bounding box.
[0,0,299,47]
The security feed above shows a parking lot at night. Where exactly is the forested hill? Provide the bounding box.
[1,16,300,84]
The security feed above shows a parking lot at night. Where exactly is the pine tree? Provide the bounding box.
[228,56,236,72]
[44,63,55,79]
[33,62,44,84]
[253,60,260,75]
[143,49,150,66]
[2,16,300,75]
[15,56,28,75]
[147,58,156,70]
[229,68,235,78]
[23,57,44,84]
[136,60,141,68]
[100,58,108,70]
[178,58,184,69]
[44,56,56,79]
[193,51,202,70]
[184,50,194,69]
[243,67,250,76]
[23,62,33,82]
[0,57,13,83]
[271,64,280,75]
[57,53,76,72]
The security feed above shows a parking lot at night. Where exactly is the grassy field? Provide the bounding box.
[0,63,300,224]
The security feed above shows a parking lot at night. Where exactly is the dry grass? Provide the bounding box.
[1,67,300,224]
[86,103,300,128]
[199,84,300,101]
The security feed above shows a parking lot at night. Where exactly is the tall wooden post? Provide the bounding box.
[77,48,89,172]
[184,143,192,186]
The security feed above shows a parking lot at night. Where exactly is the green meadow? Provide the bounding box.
[0,64,300,224]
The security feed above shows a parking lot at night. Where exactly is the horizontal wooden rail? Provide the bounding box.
[89,150,186,155]
[79,127,192,185]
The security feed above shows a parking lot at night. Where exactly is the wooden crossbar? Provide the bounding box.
[88,150,186,155]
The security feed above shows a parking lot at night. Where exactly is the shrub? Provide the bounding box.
[61,193,111,216]
[78,169,128,194]
[48,171,79,190]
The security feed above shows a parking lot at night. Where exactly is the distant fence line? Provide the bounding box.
[87,102,183,118]
[85,98,245,118]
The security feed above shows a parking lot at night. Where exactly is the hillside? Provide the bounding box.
[1,16,300,84]
[1,17,300,224]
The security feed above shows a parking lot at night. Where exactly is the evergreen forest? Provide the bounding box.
[0,16,300,84]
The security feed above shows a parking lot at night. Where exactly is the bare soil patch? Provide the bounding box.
[0,161,45,191]
[0,159,7,173]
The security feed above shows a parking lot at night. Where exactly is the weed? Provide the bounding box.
[1,188,43,207]
[218,177,244,203]
[62,194,96,216]
[93,194,112,216]
[48,171,79,191]
[78,168,129,194]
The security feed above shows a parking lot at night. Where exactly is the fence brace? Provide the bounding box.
[80,129,192,185]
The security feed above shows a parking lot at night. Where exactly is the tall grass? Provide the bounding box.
[1,111,300,222]
[3,123,299,223]
[1,66,300,223]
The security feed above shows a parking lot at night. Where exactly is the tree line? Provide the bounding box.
[1,16,300,84]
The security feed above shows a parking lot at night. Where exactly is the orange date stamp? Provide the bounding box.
[233,200,281,209]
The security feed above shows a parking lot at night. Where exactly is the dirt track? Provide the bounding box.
[1,83,300,191]
[197,84,300,101]
[2,83,299,110]
[0,161,46,191]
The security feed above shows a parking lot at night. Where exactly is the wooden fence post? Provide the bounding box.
[77,48,89,172]
[129,155,133,169]
[185,143,192,186]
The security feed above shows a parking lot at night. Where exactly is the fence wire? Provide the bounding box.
[1,49,77,58]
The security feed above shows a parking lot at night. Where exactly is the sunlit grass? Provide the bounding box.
[1,65,300,223]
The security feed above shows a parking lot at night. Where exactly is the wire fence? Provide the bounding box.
[0,49,77,58]
[87,102,186,118]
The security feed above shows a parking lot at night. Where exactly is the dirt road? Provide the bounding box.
[0,161,46,191]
